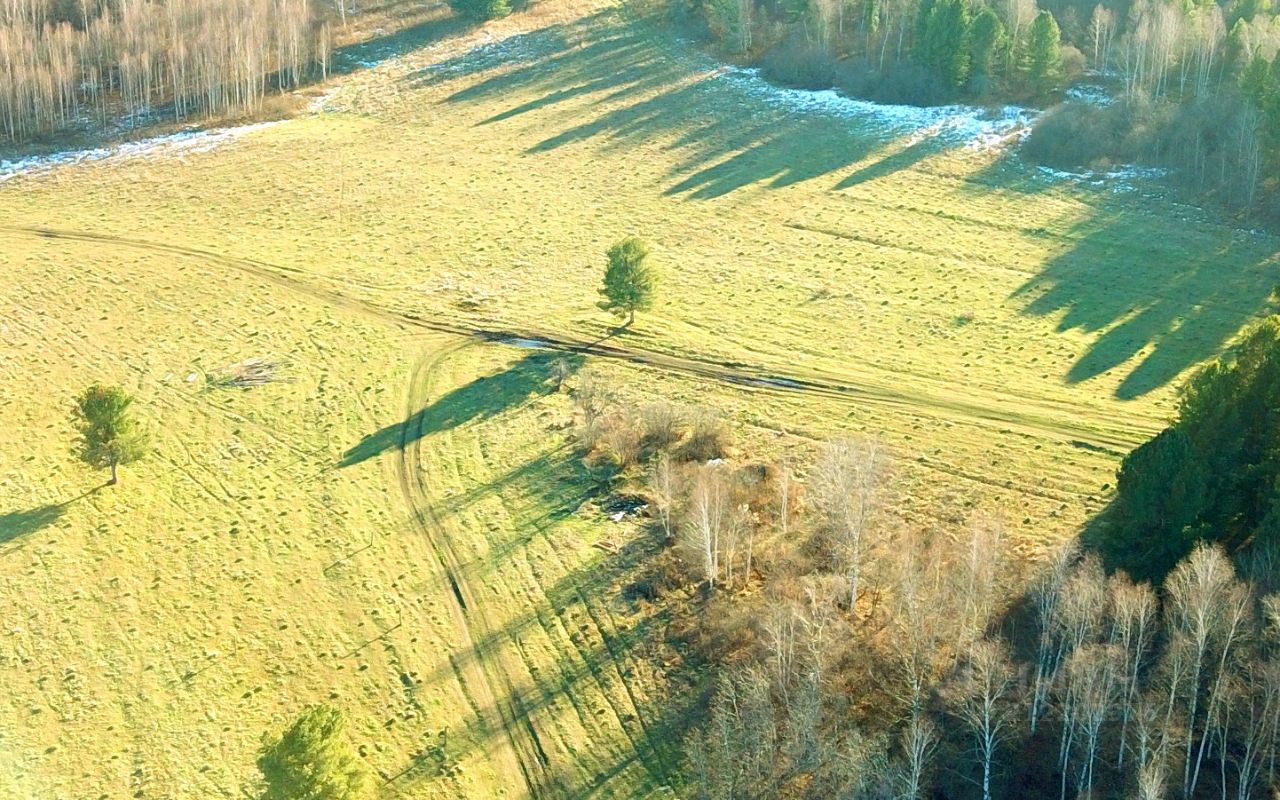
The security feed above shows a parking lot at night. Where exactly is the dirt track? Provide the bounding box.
[394,342,551,799]
[3,224,1158,457]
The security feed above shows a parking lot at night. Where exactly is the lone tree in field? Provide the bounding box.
[257,705,370,800]
[599,236,656,327]
[72,384,148,486]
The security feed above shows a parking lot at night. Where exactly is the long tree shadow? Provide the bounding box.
[0,484,105,546]
[395,511,695,799]
[340,351,583,468]
[403,15,964,199]
[330,7,476,77]
[379,435,696,798]
[1011,204,1280,398]
[0,503,66,545]
[832,135,938,190]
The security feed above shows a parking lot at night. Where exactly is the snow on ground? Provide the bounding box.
[710,66,1166,188]
[716,66,1038,151]
[1064,84,1114,106]
[1036,164,1170,192]
[0,120,287,183]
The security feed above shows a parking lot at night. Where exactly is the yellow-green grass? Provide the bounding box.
[2,0,1278,796]
[0,231,689,798]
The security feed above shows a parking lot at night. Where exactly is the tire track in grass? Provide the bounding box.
[395,341,550,799]
[432,346,668,796]
[2,224,1156,453]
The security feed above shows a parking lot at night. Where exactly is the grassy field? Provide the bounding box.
[2,0,1278,796]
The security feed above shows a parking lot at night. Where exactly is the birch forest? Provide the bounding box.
[0,0,330,143]
[568,354,1280,798]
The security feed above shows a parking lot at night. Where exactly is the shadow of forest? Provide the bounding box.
[402,14,1280,398]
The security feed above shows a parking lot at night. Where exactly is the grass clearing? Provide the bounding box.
[2,0,1277,796]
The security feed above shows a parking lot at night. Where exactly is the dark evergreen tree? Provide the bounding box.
[1026,10,1064,96]
[1097,317,1280,582]
[919,0,972,89]
[969,7,1007,94]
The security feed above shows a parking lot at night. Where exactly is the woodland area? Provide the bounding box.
[568,315,1280,799]
[688,0,1280,212]
[0,0,330,143]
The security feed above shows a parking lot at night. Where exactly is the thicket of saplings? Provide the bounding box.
[685,0,1280,215]
[567,362,1280,799]
[0,0,331,144]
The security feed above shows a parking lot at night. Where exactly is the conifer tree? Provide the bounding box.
[72,384,148,486]
[599,236,657,327]
[257,705,370,800]
[1026,10,1063,96]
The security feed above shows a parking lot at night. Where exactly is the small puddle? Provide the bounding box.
[500,337,554,349]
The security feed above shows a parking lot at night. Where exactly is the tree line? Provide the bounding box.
[1095,315,1280,587]
[1023,0,1280,212]
[697,0,1070,100]
[0,0,331,144]
[688,0,1280,213]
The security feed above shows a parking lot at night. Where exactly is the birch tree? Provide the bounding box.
[811,437,883,613]
[944,640,1020,800]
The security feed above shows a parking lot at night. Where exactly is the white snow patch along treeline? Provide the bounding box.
[0,120,287,184]
[715,66,1038,150]
[1064,84,1114,106]
[1037,164,1170,192]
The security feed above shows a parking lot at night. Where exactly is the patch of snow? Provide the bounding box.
[0,120,287,184]
[1065,84,1113,106]
[309,86,342,113]
[715,66,1038,150]
[1036,163,1170,192]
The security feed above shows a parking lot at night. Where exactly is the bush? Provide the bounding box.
[677,411,733,462]
[449,0,510,20]
[757,33,948,105]
[588,410,643,472]
[639,402,687,456]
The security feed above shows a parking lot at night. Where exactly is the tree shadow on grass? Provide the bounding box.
[832,136,938,190]
[386,457,696,799]
[402,16,955,199]
[0,484,106,546]
[1010,204,1280,399]
[0,504,66,545]
[330,8,476,77]
[340,351,584,468]
[955,145,1280,399]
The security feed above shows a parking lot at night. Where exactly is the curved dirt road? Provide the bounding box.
[2,224,1158,454]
